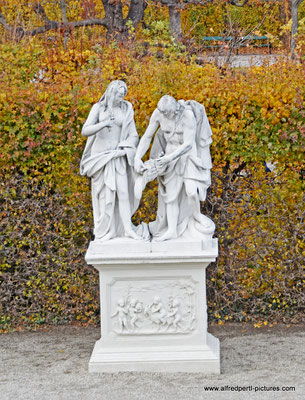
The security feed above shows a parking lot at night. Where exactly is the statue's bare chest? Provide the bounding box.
[99,107,124,127]
[159,116,183,145]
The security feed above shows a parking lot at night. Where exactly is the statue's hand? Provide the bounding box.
[156,155,172,169]
[134,157,145,173]
[102,118,114,128]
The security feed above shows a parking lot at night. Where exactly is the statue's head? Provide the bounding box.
[118,298,125,306]
[100,80,127,107]
[130,298,137,307]
[172,298,180,307]
[153,296,161,304]
[157,95,177,119]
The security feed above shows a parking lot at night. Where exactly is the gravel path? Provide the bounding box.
[1,324,304,400]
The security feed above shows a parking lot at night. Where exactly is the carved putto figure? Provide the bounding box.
[134,95,215,241]
[166,298,182,329]
[145,296,167,326]
[111,298,128,332]
[128,298,142,329]
[80,80,143,241]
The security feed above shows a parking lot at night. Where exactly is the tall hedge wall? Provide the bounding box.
[0,41,304,331]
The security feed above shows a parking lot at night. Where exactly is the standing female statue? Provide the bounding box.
[80,80,142,241]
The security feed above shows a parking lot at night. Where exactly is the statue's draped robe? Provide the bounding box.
[80,101,139,239]
[149,100,214,238]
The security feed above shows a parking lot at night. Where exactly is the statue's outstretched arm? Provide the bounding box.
[135,109,160,172]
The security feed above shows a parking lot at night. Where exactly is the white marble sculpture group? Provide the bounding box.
[82,80,220,373]
[80,80,215,242]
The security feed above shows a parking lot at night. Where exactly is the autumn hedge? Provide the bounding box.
[0,40,304,331]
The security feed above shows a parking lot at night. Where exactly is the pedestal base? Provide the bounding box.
[89,332,220,373]
[86,238,220,374]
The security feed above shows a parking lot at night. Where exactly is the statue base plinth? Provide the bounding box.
[85,238,220,374]
[89,333,219,373]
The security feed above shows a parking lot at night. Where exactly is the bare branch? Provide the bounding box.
[71,18,108,29]
[59,0,68,24]
[27,21,60,36]
[26,18,108,36]
[33,3,50,23]
[0,17,108,39]
[182,0,213,5]
[0,11,12,32]
[158,0,213,7]
[59,1,69,48]
[212,8,268,65]
[291,0,303,58]
[1,1,108,39]
[0,11,25,40]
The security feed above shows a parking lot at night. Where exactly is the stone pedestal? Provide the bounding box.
[86,238,220,373]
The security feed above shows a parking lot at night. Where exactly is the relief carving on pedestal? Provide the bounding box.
[110,279,197,335]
